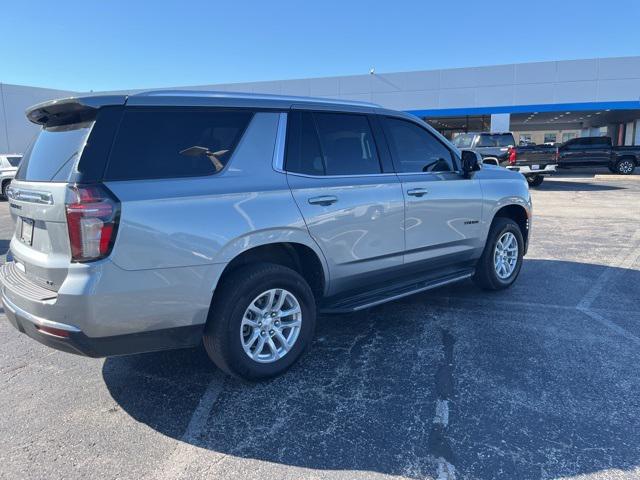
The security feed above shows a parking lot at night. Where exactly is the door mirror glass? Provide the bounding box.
[460,150,481,177]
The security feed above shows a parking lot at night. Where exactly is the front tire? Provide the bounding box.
[203,263,316,380]
[526,175,544,187]
[473,217,524,290]
[1,180,10,200]
[614,158,635,175]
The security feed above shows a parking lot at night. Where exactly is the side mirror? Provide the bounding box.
[460,150,481,177]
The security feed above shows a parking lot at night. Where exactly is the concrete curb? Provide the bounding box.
[593,174,640,180]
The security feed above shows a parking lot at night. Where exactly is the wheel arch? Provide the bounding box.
[214,239,329,301]
[491,203,530,252]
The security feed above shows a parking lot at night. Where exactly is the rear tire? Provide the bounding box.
[614,158,635,175]
[473,217,524,291]
[526,175,544,187]
[203,263,316,381]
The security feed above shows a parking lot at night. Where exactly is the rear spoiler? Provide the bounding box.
[26,95,127,126]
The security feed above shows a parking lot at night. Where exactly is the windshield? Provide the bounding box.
[475,134,514,148]
[15,121,94,182]
[453,133,475,148]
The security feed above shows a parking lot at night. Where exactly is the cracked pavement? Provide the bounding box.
[1,173,640,479]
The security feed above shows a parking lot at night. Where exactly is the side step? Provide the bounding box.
[320,269,474,314]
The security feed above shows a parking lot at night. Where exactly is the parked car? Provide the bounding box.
[454,132,556,186]
[1,92,531,380]
[557,136,639,174]
[0,154,22,198]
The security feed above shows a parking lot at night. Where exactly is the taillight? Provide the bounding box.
[508,147,517,164]
[553,148,559,162]
[65,185,120,262]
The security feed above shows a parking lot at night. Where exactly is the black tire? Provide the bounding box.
[203,263,316,380]
[473,217,524,291]
[614,158,636,175]
[1,180,10,200]
[526,175,544,187]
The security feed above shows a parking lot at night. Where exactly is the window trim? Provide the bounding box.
[102,106,256,182]
[282,109,387,178]
[381,115,461,175]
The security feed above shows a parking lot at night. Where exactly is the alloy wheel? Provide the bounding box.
[240,288,302,363]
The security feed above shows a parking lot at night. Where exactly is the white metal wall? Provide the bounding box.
[0,83,76,154]
[2,56,640,153]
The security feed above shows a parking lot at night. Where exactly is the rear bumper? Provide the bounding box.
[0,259,212,357]
[507,164,557,175]
[3,291,203,357]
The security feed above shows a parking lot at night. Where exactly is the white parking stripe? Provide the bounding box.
[577,229,640,310]
[433,399,449,426]
[147,370,226,480]
[578,308,640,347]
[436,457,456,480]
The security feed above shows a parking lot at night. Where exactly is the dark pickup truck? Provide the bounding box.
[557,136,638,174]
[453,132,557,187]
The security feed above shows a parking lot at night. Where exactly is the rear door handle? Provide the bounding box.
[308,195,338,206]
[407,188,429,197]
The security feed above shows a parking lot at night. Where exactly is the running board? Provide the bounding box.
[320,269,474,314]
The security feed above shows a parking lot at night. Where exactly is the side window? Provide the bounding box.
[285,111,382,176]
[105,108,253,181]
[284,111,325,175]
[7,156,22,167]
[384,117,454,173]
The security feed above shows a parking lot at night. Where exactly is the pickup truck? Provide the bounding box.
[0,154,22,198]
[557,136,638,174]
[454,132,557,186]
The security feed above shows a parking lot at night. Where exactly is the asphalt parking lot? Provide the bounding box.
[1,173,640,480]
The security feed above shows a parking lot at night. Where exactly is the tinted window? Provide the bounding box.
[592,137,610,146]
[16,122,93,182]
[314,113,381,175]
[475,133,515,147]
[285,112,381,176]
[453,133,474,148]
[105,108,253,181]
[384,117,454,173]
[285,111,324,175]
[6,156,22,167]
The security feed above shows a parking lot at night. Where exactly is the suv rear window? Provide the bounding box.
[475,134,515,148]
[453,133,475,149]
[104,108,253,181]
[16,122,93,182]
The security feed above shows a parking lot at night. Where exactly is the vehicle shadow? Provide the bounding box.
[537,180,625,191]
[102,258,640,479]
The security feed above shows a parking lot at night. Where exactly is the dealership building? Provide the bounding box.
[2,55,640,154]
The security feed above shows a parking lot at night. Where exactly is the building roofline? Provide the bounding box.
[130,89,380,108]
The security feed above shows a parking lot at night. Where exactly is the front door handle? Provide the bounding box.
[308,195,338,206]
[407,188,429,197]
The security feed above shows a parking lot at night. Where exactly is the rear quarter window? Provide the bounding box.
[104,108,254,181]
[15,122,93,182]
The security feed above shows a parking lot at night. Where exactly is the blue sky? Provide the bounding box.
[2,0,639,92]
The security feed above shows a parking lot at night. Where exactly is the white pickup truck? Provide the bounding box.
[0,154,22,198]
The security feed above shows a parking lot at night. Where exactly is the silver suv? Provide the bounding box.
[1,91,531,380]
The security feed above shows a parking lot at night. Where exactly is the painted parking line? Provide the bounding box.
[148,370,226,480]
